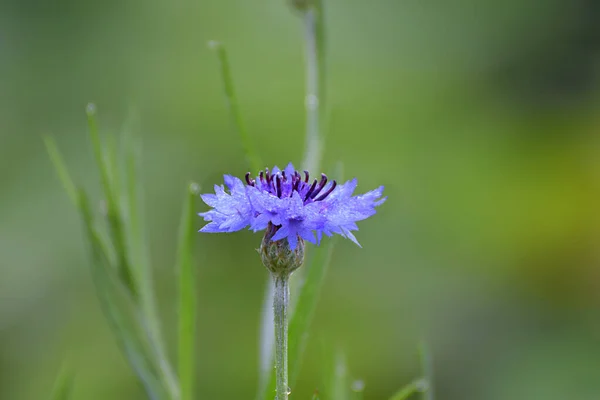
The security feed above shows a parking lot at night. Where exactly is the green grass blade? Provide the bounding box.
[389,379,428,400]
[43,136,78,206]
[177,183,199,400]
[120,110,180,400]
[419,342,434,400]
[122,109,150,293]
[77,189,165,400]
[50,365,74,400]
[208,40,262,172]
[86,103,137,296]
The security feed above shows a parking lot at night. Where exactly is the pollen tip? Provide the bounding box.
[245,172,254,186]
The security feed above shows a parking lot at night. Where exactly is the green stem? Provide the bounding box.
[301,8,322,173]
[273,273,290,400]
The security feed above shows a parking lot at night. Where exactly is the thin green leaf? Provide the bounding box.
[121,109,150,293]
[86,103,137,296]
[43,136,78,207]
[208,40,262,172]
[177,183,198,400]
[419,341,434,400]
[389,379,428,400]
[50,365,74,400]
[77,189,165,400]
[120,109,180,400]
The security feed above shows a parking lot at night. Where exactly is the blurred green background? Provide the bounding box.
[2,0,600,399]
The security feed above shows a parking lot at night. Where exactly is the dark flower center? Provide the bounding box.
[245,168,337,203]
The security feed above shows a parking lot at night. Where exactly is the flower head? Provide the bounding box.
[199,163,386,250]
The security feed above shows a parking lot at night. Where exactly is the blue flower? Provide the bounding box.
[199,163,386,250]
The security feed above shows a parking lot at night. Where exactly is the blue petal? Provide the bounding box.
[271,225,289,242]
[200,193,218,207]
[287,232,298,250]
[284,162,295,178]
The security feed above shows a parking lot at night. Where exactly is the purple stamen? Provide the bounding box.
[245,172,254,186]
[304,170,309,183]
[314,180,337,201]
[265,169,272,185]
[304,179,318,201]
[310,174,328,199]
[275,175,282,198]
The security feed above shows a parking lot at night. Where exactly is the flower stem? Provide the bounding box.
[301,6,322,173]
[272,273,291,400]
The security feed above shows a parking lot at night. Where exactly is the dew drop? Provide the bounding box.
[86,102,97,116]
[351,379,365,392]
[305,94,319,110]
[189,182,201,195]
[415,378,429,392]
[207,40,220,50]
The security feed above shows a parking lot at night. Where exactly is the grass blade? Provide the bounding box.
[419,341,434,400]
[177,183,199,400]
[208,40,262,172]
[43,136,78,206]
[121,109,180,400]
[50,365,74,400]
[389,379,428,400]
[86,103,137,296]
[77,189,165,400]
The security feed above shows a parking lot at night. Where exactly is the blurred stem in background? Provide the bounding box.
[300,0,326,174]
